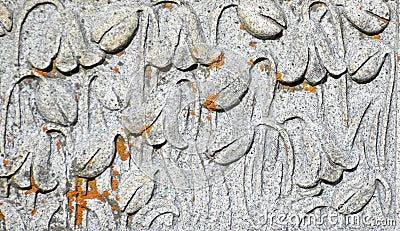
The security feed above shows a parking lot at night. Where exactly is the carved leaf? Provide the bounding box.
[347,40,388,84]
[36,79,78,126]
[343,0,390,34]
[75,131,116,178]
[2,82,38,177]
[130,199,179,228]
[148,4,183,68]
[212,133,253,165]
[333,173,376,214]
[85,200,117,230]
[163,84,189,150]
[92,7,139,53]
[118,173,154,214]
[237,0,286,39]
[31,133,59,192]
[0,201,26,230]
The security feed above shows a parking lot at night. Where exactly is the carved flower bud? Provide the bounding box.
[237,0,286,40]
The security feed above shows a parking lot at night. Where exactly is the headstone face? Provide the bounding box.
[0,0,398,230]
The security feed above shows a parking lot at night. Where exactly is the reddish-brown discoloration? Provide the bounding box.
[209,52,225,70]
[116,137,131,161]
[67,178,106,227]
[203,94,219,112]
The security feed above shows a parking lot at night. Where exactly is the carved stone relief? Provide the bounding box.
[0,0,398,230]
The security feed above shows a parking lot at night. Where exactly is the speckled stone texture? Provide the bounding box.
[0,0,398,230]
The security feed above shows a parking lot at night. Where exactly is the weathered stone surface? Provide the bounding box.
[0,0,398,230]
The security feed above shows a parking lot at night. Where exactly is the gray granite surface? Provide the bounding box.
[0,0,398,230]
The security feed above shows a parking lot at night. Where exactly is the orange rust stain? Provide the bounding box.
[301,82,316,93]
[111,179,119,191]
[31,209,37,216]
[6,138,11,143]
[0,211,5,221]
[267,66,271,73]
[112,170,119,176]
[145,66,152,77]
[289,86,295,91]
[116,195,120,201]
[67,178,105,227]
[372,35,381,39]
[116,137,131,161]
[203,94,219,113]
[398,56,400,61]
[285,144,289,154]
[193,47,198,54]
[165,3,172,8]
[3,160,8,165]
[276,72,283,82]
[380,18,388,23]
[25,177,40,195]
[112,206,119,211]
[116,52,122,57]
[56,141,61,153]
[42,127,48,132]
[209,52,225,70]
[2,98,6,103]
[343,118,348,122]
[283,85,289,90]
[240,24,244,30]
[249,42,255,47]
[260,65,265,71]
[33,68,48,77]
[206,115,211,121]
[191,82,198,93]
[113,67,120,73]
[190,110,195,116]
[41,199,45,204]
[192,195,196,201]
[247,59,254,66]
[103,190,110,197]
[317,3,323,7]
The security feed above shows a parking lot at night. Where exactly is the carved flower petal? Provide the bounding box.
[65,11,104,67]
[98,13,139,53]
[305,41,327,85]
[163,85,188,150]
[274,24,309,84]
[76,132,116,178]
[31,134,59,192]
[0,2,12,32]
[199,49,250,111]
[23,4,61,70]
[297,123,322,188]
[56,36,78,73]
[346,40,388,84]
[91,73,130,111]
[36,79,78,126]
[237,0,286,39]
[309,6,346,76]
[119,174,154,214]
[343,0,390,34]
